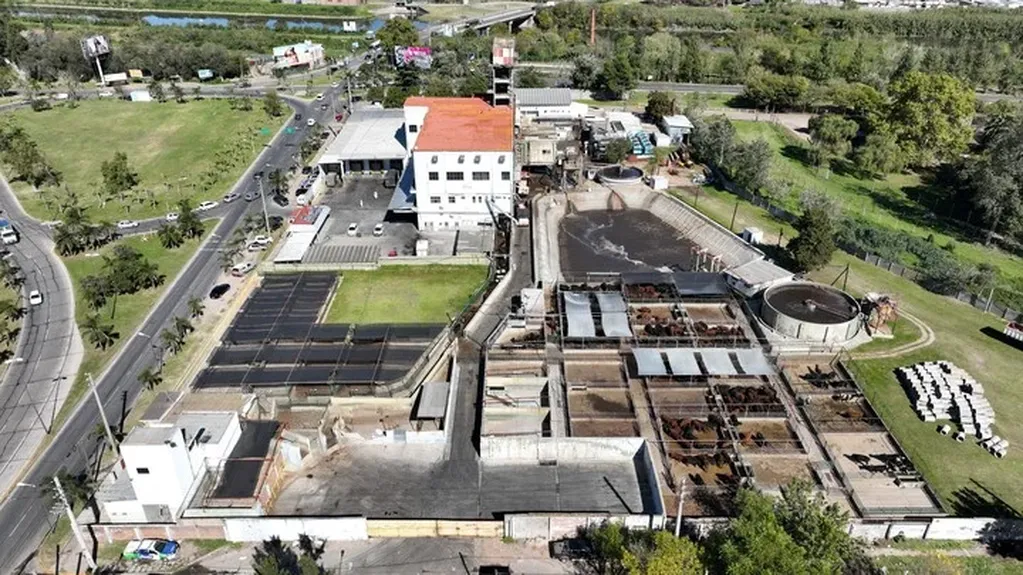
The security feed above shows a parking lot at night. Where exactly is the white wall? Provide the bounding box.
[480,436,644,462]
[102,500,148,524]
[404,105,428,151]
[516,104,575,123]
[412,150,514,230]
[121,441,194,518]
[224,517,368,542]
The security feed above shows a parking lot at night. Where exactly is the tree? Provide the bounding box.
[886,71,975,165]
[596,53,636,100]
[730,139,773,193]
[624,530,703,575]
[42,471,95,512]
[170,81,186,103]
[788,192,838,272]
[690,115,736,169]
[268,169,288,194]
[966,157,1021,245]
[157,223,184,249]
[173,315,194,340]
[82,313,118,350]
[80,275,110,310]
[176,199,205,239]
[0,66,15,96]
[161,327,184,355]
[808,114,858,171]
[645,91,677,124]
[187,296,205,319]
[251,535,326,575]
[742,73,811,112]
[376,17,418,51]
[775,479,858,574]
[100,152,140,207]
[605,138,633,164]
[263,90,285,118]
[571,54,600,91]
[148,79,166,103]
[709,488,811,575]
[515,66,545,89]
[137,366,163,391]
[854,129,906,177]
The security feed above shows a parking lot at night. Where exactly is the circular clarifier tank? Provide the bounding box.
[596,165,643,185]
[761,281,861,343]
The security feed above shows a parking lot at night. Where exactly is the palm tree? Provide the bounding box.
[268,169,288,195]
[187,296,205,319]
[0,300,25,323]
[220,251,238,273]
[82,314,118,350]
[161,327,184,355]
[173,315,193,339]
[157,223,184,249]
[137,366,163,391]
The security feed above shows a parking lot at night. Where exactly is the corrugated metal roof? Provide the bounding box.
[514,88,572,107]
[664,348,701,376]
[663,114,694,129]
[701,349,738,376]
[633,349,668,376]
[727,259,793,287]
[735,349,775,376]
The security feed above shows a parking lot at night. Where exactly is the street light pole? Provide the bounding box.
[88,373,120,464]
[258,177,271,235]
[51,477,97,571]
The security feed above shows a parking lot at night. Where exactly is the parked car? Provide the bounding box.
[165,212,179,222]
[271,194,289,208]
[230,262,255,277]
[243,191,258,202]
[246,241,267,252]
[268,215,285,230]
[331,81,339,88]
[301,166,314,175]
[316,93,325,101]
[197,200,218,211]
[98,89,115,98]
[373,223,384,237]
[209,283,231,299]
[28,290,43,306]
[122,539,179,562]
[347,223,358,236]
[295,113,302,121]
[223,192,240,203]
[306,118,316,127]
[116,220,139,229]
[251,235,273,246]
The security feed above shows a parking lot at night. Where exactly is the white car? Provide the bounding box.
[28,290,42,306]
[346,223,358,236]
[331,82,339,88]
[246,241,267,252]
[316,93,325,101]
[165,212,179,222]
[251,235,273,246]
[223,192,241,203]
[230,262,255,277]
[53,93,69,101]
[117,220,139,229]
[98,89,115,98]
[373,223,384,237]
[306,118,316,127]
[196,201,218,211]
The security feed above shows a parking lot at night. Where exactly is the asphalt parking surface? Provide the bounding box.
[316,177,419,257]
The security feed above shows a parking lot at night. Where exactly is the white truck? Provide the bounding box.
[0,219,18,245]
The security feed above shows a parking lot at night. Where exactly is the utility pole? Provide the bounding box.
[258,177,271,234]
[674,477,687,537]
[52,476,97,571]
[729,199,739,233]
[88,373,120,465]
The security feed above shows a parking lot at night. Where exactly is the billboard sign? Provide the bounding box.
[197,69,214,80]
[492,37,515,67]
[393,46,432,69]
[81,35,111,60]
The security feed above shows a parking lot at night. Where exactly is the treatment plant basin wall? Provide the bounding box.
[760,281,861,343]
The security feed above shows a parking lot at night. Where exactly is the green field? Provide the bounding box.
[670,184,1023,515]
[7,99,283,221]
[732,121,1023,283]
[324,265,488,325]
[55,226,212,426]
[874,554,1023,574]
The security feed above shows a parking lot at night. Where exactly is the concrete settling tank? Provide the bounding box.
[596,165,643,185]
[760,281,861,343]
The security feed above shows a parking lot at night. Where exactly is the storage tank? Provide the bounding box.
[761,282,861,343]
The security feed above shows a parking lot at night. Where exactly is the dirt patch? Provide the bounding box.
[564,361,624,383]
[567,389,634,419]
[749,457,814,487]
[736,420,801,453]
[805,396,884,433]
[571,419,640,437]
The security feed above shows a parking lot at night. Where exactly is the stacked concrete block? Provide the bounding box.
[895,361,1005,458]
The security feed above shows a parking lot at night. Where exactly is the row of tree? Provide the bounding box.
[0,121,60,188]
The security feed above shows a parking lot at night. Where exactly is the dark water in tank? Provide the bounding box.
[559,209,698,274]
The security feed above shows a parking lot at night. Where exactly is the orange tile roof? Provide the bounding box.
[405,97,513,153]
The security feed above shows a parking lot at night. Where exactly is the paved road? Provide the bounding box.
[0,178,84,499]
[0,83,347,573]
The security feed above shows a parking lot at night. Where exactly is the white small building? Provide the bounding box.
[99,412,241,523]
[513,88,581,123]
[660,114,694,144]
[404,97,515,230]
[318,108,407,180]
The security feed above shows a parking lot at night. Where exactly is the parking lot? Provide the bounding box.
[306,177,419,264]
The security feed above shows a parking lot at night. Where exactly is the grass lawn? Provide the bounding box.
[874,554,1023,574]
[733,121,1023,284]
[54,224,212,428]
[6,99,283,221]
[851,313,922,355]
[324,265,488,325]
[671,183,1023,515]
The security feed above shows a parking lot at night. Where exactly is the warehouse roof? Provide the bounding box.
[323,108,407,161]
[514,88,572,107]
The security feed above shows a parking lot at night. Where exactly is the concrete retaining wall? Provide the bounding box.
[224,517,367,541]
[92,519,228,544]
[480,436,644,462]
[505,514,664,540]
[366,519,502,538]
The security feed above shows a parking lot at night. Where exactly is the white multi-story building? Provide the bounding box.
[403,97,515,230]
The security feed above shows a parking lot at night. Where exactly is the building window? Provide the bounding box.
[498,155,506,164]
[501,172,511,181]
[428,172,439,181]
[430,196,441,204]
[136,467,150,475]
[472,172,490,181]
[446,172,464,181]
[408,124,418,133]
[448,195,456,204]
[474,155,481,164]
[431,155,438,164]
[457,155,465,164]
